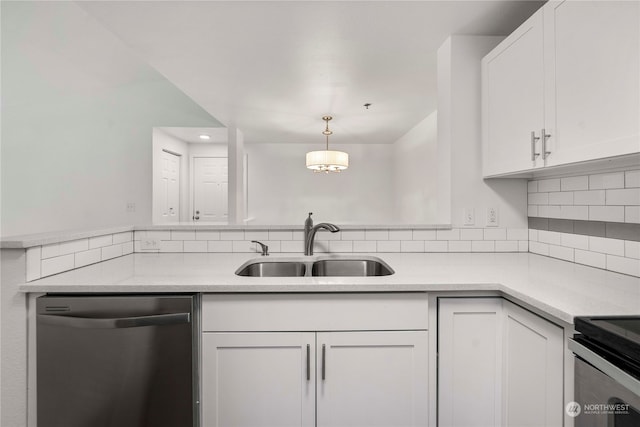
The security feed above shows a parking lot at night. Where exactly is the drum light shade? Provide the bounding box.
[306,116,349,173]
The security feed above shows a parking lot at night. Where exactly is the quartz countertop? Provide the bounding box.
[19,252,640,324]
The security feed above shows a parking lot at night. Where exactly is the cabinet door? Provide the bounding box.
[544,0,640,166]
[316,331,428,427]
[503,301,563,427]
[482,9,545,177]
[438,298,503,427]
[202,332,315,427]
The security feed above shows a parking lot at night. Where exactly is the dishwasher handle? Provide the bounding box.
[38,312,191,329]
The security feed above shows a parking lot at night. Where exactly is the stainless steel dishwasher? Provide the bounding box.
[36,294,199,427]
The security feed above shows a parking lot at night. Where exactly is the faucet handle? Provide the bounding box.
[251,240,269,256]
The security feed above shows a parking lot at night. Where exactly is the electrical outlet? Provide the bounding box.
[486,207,499,227]
[463,208,475,226]
[140,238,160,250]
[126,202,136,213]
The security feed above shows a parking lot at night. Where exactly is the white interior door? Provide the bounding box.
[160,150,180,222]
[316,331,429,427]
[193,157,228,222]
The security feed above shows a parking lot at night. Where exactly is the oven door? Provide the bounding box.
[570,339,640,426]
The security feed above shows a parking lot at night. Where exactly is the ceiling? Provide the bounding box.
[79,1,544,145]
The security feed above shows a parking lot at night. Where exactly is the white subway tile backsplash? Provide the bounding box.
[365,230,389,241]
[626,207,640,223]
[315,230,342,241]
[528,193,549,205]
[389,230,413,241]
[538,205,561,218]
[449,241,471,252]
[561,176,589,191]
[460,228,483,240]
[171,230,195,241]
[89,235,113,249]
[159,240,183,253]
[529,229,539,241]
[376,241,401,252]
[538,230,561,246]
[75,248,101,268]
[280,240,302,253]
[575,249,606,269]
[560,233,589,250]
[41,254,75,277]
[574,190,605,205]
[529,241,549,256]
[262,241,281,253]
[437,229,459,240]
[113,232,133,244]
[589,206,625,222]
[244,231,269,241]
[142,231,171,241]
[590,172,625,190]
[538,178,560,192]
[549,245,574,262]
[268,230,294,241]
[312,241,329,253]
[232,241,253,253]
[606,188,640,206]
[606,255,640,277]
[589,236,625,256]
[184,241,208,253]
[495,241,519,252]
[625,241,640,259]
[484,228,507,241]
[122,241,134,255]
[413,230,436,240]
[472,241,495,252]
[353,240,377,253]
[208,241,233,253]
[424,241,448,252]
[329,240,353,253]
[528,205,539,217]
[549,192,574,205]
[196,231,220,241]
[507,228,528,241]
[518,241,529,252]
[401,240,424,253]
[101,244,123,260]
[340,230,365,241]
[220,231,244,241]
[559,205,589,220]
[626,170,640,188]
[292,231,305,241]
[41,243,61,259]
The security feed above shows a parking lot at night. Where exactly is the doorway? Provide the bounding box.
[159,150,181,222]
[192,157,228,222]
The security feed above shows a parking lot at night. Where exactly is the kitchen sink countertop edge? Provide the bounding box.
[18,252,640,324]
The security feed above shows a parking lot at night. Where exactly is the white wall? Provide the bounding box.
[245,142,395,224]
[1,1,222,237]
[393,111,439,223]
[438,36,527,228]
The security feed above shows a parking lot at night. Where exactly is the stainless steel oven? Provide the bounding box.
[570,316,640,426]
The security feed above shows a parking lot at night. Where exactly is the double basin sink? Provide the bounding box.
[236,255,394,277]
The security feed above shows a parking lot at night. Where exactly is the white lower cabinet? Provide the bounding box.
[201,293,430,427]
[438,298,564,427]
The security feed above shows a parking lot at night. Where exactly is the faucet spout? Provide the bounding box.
[305,222,340,256]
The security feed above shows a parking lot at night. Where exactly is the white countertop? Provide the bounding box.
[19,252,640,324]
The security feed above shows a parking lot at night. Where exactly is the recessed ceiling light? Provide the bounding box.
[199,134,211,140]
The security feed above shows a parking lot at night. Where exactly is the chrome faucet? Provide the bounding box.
[304,213,340,256]
[251,240,269,256]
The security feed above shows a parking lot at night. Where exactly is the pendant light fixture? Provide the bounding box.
[306,115,349,173]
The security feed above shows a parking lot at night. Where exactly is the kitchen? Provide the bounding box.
[1,1,639,427]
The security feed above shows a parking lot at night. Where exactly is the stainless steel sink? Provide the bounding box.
[235,261,306,277]
[311,257,394,277]
[235,256,394,277]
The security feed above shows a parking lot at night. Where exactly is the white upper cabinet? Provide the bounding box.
[482,10,546,176]
[544,0,640,166]
[482,0,640,177]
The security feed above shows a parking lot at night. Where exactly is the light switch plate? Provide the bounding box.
[139,238,160,250]
[463,208,475,226]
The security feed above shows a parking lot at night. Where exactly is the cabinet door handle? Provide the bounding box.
[306,344,311,381]
[530,131,540,161]
[321,344,326,380]
[541,128,551,159]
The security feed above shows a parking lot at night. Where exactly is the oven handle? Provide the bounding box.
[38,312,191,329]
[569,338,640,396]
